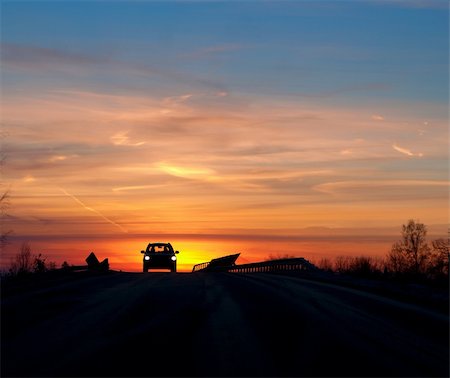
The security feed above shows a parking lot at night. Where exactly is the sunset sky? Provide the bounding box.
[1,1,448,272]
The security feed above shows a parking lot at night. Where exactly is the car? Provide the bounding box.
[141,242,179,272]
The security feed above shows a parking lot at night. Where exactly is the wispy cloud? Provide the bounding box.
[313,179,449,203]
[371,114,385,121]
[315,179,449,192]
[1,42,108,71]
[180,43,245,60]
[373,0,449,10]
[392,143,423,157]
[294,83,390,99]
[23,175,36,183]
[162,93,194,106]
[111,132,146,147]
[49,154,79,163]
[49,155,68,162]
[60,188,128,233]
[156,163,215,179]
[112,185,164,192]
[1,42,227,92]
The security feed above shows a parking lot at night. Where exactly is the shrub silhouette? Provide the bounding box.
[428,238,449,280]
[8,242,56,276]
[9,242,33,275]
[315,220,447,284]
[33,254,48,273]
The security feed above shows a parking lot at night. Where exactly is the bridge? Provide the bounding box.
[192,253,317,273]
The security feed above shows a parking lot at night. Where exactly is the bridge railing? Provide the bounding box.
[192,261,211,272]
[226,258,317,273]
[193,257,317,273]
[192,253,240,272]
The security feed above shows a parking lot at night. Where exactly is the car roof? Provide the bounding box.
[147,242,171,246]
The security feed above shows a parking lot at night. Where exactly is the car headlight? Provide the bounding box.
[171,256,177,261]
[144,255,150,261]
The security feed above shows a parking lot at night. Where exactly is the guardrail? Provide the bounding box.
[192,261,211,272]
[62,252,109,272]
[227,258,317,273]
[193,257,317,273]
[192,253,240,272]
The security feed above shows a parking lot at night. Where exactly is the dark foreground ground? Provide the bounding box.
[1,271,449,377]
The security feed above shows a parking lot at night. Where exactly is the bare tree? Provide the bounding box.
[8,243,56,276]
[334,256,351,273]
[10,242,33,275]
[0,190,11,249]
[388,220,430,276]
[266,253,296,261]
[428,238,449,278]
[316,257,333,272]
[0,131,11,250]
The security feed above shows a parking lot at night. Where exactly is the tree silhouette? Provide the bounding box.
[429,238,449,279]
[0,190,9,248]
[10,242,33,275]
[388,219,430,276]
[8,243,56,276]
[33,253,48,273]
[1,131,11,250]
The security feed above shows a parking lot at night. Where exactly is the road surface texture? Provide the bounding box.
[2,271,448,377]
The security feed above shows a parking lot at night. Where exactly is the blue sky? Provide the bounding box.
[2,1,448,104]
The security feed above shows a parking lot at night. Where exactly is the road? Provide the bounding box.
[2,271,448,377]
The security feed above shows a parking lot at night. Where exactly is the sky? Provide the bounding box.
[1,0,448,272]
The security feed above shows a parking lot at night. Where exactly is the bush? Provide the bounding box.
[266,253,296,261]
[332,256,383,277]
[427,238,449,280]
[9,243,33,276]
[8,243,56,277]
[316,257,333,272]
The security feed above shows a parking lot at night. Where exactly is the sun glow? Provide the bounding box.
[156,163,215,179]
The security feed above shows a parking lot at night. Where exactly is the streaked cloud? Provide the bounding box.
[60,188,128,233]
[1,42,108,71]
[162,93,193,106]
[180,43,245,60]
[312,179,449,205]
[374,0,449,10]
[1,42,227,92]
[392,143,424,157]
[371,114,385,121]
[49,155,68,162]
[111,132,146,147]
[201,43,243,54]
[314,179,449,193]
[48,154,78,163]
[156,163,215,179]
[112,185,165,193]
[23,175,36,183]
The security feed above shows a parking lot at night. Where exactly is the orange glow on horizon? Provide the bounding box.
[2,226,448,273]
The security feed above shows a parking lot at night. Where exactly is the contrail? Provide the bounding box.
[60,188,128,233]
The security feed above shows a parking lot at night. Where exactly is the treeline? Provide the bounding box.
[315,220,449,284]
[4,242,70,277]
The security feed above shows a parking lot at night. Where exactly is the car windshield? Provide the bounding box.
[147,244,172,253]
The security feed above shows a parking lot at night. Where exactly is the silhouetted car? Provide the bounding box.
[141,242,179,272]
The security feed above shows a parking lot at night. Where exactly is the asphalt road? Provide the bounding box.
[2,271,448,377]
